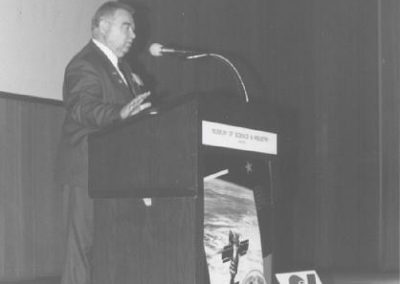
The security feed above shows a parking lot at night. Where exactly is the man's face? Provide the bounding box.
[103,9,135,58]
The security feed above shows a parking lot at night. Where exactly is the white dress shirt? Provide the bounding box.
[92,39,127,85]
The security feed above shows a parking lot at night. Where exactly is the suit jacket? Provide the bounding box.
[56,40,140,189]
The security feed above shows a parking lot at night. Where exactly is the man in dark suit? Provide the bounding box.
[56,2,151,283]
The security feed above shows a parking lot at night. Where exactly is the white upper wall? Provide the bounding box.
[0,0,107,100]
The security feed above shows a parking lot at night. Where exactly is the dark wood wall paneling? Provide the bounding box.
[294,0,399,272]
[299,0,381,270]
[379,0,400,271]
[0,93,65,281]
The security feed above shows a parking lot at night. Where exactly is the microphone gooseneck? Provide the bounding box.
[149,43,250,103]
[187,53,249,103]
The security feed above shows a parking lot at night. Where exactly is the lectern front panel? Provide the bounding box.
[200,114,277,284]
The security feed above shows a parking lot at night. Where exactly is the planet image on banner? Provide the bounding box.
[204,177,266,284]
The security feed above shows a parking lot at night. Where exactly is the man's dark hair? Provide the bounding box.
[91,1,135,31]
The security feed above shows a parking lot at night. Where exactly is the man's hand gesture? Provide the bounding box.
[120,91,151,120]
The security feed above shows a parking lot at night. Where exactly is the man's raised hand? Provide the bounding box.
[120,91,151,119]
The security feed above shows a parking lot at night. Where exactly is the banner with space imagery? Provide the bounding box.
[203,154,269,284]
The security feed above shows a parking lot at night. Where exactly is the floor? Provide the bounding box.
[0,277,59,284]
[0,272,398,284]
[320,272,399,284]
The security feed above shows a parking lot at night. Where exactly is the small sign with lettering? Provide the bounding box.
[202,121,277,155]
[275,270,322,284]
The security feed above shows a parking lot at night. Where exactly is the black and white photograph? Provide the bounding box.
[0,1,398,284]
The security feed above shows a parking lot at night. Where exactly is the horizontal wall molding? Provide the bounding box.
[0,91,63,107]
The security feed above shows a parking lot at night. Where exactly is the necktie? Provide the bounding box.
[118,60,137,97]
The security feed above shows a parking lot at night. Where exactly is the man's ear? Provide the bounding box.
[98,18,110,34]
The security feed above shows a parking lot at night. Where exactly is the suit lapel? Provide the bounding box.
[89,41,135,97]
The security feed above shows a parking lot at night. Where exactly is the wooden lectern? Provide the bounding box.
[88,94,278,284]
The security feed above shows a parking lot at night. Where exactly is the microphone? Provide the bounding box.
[149,43,198,57]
